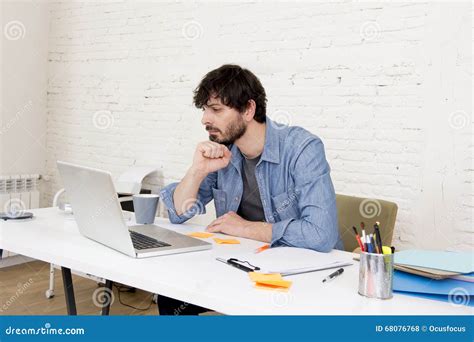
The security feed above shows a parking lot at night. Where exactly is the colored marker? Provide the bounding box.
[352,226,364,252]
[254,244,270,254]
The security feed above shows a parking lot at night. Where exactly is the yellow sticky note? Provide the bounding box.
[249,272,292,289]
[214,238,240,244]
[249,272,283,282]
[187,232,214,238]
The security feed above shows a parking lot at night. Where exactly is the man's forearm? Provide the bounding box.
[173,167,207,215]
[242,221,273,243]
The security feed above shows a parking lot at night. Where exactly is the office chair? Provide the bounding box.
[336,194,398,252]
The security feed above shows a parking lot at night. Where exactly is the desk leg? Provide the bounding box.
[101,279,113,316]
[61,267,77,315]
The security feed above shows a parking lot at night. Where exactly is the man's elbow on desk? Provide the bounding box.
[272,219,340,253]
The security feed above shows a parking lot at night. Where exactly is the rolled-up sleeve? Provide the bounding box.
[160,172,217,224]
[270,139,341,252]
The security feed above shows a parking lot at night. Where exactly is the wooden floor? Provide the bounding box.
[0,259,157,315]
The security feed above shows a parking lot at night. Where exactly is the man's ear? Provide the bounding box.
[242,99,256,122]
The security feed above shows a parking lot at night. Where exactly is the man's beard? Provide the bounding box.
[206,115,247,145]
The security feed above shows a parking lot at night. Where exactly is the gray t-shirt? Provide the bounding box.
[237,155,266,222]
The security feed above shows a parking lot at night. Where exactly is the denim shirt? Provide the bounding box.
[160,119,343,252]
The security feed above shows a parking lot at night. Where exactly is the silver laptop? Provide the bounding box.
[57,161,212,258]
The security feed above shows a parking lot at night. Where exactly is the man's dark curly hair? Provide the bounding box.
[193,64,267,123]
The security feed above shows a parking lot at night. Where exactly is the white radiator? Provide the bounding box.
[0,174,40,261]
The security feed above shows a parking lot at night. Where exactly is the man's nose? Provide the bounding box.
[201,109,213,126]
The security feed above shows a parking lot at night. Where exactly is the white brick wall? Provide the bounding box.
[42,1,473,251]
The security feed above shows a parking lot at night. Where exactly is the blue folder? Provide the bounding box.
[393,271,474,306]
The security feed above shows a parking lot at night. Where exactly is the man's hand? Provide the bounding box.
[191,141,232,177]
[173,141,231,216]
[206,211,252,236]
[206,211,272,243]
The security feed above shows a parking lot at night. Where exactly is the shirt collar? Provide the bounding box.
[229,118,281,170]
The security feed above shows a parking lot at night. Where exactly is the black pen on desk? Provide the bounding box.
[322,268,344,283]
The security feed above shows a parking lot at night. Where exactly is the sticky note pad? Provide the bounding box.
[214,238,240,244]
[187,232,214,238]
[249,272,292,289]
[256,279,292,288]
[249,272,283,282]
[255,283,290,292]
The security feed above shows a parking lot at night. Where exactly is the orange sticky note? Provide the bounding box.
[249,272,283,282]
[187,232,214,238]
[249,272,292,289]
[213,238,240,244]
[254,283,290,292]
[256,279,292,288]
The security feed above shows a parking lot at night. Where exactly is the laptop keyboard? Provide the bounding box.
[129,231,171,250]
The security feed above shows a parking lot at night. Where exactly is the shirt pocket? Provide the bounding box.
[212,188,227,218]
[271,191,299,222]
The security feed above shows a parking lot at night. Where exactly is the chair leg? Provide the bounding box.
[45,264,55,298]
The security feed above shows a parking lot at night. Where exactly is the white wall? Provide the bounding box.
[0,1,49,176]
[41,1,472,251]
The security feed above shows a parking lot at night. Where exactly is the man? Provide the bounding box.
[158,64,343,315]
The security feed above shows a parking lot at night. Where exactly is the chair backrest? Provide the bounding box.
[336,194,398,252]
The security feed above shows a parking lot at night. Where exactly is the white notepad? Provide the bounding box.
[217,246,353,276]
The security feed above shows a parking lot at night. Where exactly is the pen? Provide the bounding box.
[361,223,368,252]
[374,222,383,254]
[352,226,364,252]
[254,244,270,254]
[370,234,376,254]
[322,268,344,283]
[366,234,373,253]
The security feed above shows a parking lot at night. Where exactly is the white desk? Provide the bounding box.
[0,207,470,315]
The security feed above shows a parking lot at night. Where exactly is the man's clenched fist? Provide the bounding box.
[191,141,232,176]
